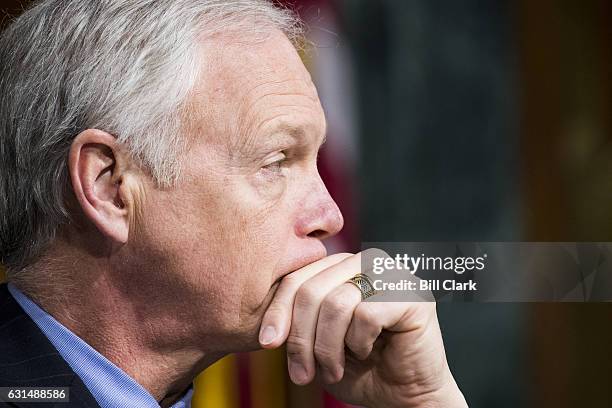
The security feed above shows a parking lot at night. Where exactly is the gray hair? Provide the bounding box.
[0,0,303,275]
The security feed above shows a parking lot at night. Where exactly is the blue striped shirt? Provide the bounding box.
[8,283,193,408]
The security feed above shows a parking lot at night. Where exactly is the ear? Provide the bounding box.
[68,129,132,244]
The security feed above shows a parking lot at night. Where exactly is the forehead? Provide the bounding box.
[189,29,325,148]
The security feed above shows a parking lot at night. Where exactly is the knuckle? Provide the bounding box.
[355,303,377,324]
[286,332,310,355]
[295,282,319,309]
[314,342,336,366]
[322,295,351,316]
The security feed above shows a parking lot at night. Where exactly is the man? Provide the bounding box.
[0,1,467,407]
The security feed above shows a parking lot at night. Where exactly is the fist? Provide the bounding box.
[258,251,467,408]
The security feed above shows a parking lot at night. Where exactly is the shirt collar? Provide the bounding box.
[7,283,192,408]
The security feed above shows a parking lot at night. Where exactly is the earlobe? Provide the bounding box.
[69,129,132,244]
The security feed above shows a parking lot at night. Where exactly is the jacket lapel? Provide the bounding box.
[0,284,100,408]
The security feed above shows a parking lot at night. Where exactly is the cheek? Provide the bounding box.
[140,168,296,327]
[192,180,294,304]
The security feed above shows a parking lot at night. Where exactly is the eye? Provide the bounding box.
[260,152,287,176]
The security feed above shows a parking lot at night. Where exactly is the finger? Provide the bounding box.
[286,253,362,385]
[314,282,362,384]
[259,252,353,348]
[345,302,434,360]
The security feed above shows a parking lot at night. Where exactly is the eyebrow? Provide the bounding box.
[266,121,327,148]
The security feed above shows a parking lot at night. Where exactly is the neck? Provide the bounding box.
[16,259,224,404]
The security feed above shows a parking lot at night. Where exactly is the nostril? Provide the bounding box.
[308,229,327,239]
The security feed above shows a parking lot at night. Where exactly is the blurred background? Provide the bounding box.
[1,0,612,407]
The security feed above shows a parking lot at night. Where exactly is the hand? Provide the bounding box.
[258,251,467,408]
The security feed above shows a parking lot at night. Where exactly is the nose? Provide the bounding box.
[294,174,344,240]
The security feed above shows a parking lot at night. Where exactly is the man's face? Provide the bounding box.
[119,30,343,351]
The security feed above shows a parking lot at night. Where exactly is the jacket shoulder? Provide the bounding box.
[0,284,100,408]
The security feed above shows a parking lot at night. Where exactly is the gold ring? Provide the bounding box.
[347,274,378,300]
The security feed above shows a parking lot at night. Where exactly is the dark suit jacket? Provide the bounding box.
[0,283,100,407]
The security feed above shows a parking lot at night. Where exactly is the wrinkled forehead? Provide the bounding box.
[187,29,324,150]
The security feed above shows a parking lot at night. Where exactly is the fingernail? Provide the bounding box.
[289,360,308,384]
[259,326,277,345]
